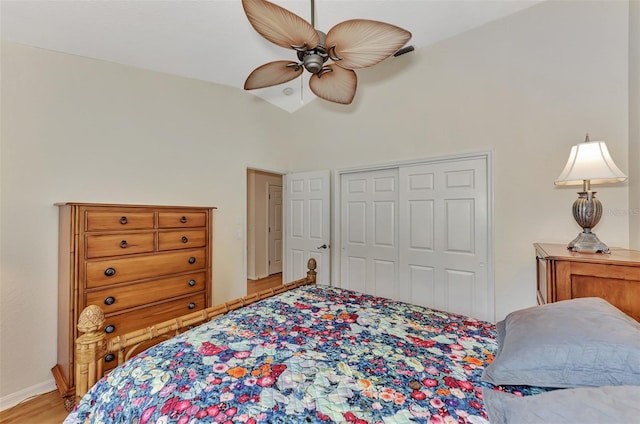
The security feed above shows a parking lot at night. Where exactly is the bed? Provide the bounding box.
[64,259,640,423]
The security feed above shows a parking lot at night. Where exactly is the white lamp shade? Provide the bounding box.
[555,140,627,185]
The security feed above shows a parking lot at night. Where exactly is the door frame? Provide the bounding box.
[331,151,494,316]
[267,183,283,275]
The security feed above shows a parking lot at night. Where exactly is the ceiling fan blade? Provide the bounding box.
[244,61,303,90]
[309,65,357,105]
[242,0,319,50]
[325,19,412,70]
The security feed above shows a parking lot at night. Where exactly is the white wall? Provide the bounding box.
[284,0,631,319]
[630,0,640,249]
[247,170,256,279]
[0,0,635,410]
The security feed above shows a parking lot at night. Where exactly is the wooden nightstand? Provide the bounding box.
[534,243,640,321]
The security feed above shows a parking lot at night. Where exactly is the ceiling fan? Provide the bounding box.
[241,0,412,105]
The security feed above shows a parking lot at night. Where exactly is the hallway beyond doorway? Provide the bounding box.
[247,273,282,295]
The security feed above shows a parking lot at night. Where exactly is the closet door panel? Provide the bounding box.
[399,157,490,321]
[445,198,474,253]
[408,200,434,250]
[341,169,399,298]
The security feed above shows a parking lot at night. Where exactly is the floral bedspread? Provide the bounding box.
[65,285,544,424]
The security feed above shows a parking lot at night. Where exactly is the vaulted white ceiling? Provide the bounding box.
[1,0,543,112]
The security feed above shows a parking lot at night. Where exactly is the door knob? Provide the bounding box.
[317,244,328,249]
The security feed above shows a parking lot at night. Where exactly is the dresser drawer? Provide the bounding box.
[85,211,155,231]
[85,249,206,288]
[158,211,206,228]
[101,293,206,338]
[101,293,206,372]
[85,272,206,313]
[158,229,206,251]
[85,232,155,258]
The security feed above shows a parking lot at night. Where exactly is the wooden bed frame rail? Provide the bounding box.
[71,258,317,408]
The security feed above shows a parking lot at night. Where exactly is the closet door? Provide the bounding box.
[340,168,399,299]
[398,157,491,320]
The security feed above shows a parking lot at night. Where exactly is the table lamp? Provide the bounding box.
[554,134,627,253]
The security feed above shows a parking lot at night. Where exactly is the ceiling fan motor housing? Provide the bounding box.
[300,30,328,74]
[303,53,326,74]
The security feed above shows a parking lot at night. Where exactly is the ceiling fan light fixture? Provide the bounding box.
[303,53,326,74]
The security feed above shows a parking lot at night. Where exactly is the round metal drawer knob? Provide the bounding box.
[188,257,196,264]
[188,302,196,310]
[181,236,188,243]
[104,353,115,362]
[104,267,116,277]
[188,279,196,287]
[119,240,128,248]
[105,324,116,334]
[119,216,128,225]
[180,216,188,223]
[104,296,116,305]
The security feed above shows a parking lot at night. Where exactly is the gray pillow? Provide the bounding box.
[483,385,640,424]
[482,297,640,387]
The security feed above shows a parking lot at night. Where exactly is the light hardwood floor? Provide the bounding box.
[247,272,283,294]
[1,274,284,423]
[0,390,69,424]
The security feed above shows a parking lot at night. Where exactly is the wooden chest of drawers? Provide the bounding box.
[535,242,640,321]
[52,203,215,397]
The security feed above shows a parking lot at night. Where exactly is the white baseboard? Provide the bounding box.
[0,379,57,412]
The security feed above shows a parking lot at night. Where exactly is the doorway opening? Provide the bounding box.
[247,169,283,292]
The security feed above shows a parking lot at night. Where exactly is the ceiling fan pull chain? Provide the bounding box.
[300,73,304,104]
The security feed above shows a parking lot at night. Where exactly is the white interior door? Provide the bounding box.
[283,170,331,285]
[340,169,399,299]
[398,157,491,320]
[338,154,492,321]
[268,184,283,275]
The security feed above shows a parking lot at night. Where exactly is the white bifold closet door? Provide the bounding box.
[398,158,490,320]
[340,168,399,301]
[340,156,492,321]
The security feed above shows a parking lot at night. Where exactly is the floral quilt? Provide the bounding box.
[65,285,545,424]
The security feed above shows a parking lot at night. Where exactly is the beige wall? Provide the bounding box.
[284,0,631,316]
[0,0,635,409]
[0,43,291,407]
[630,0,640,249]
